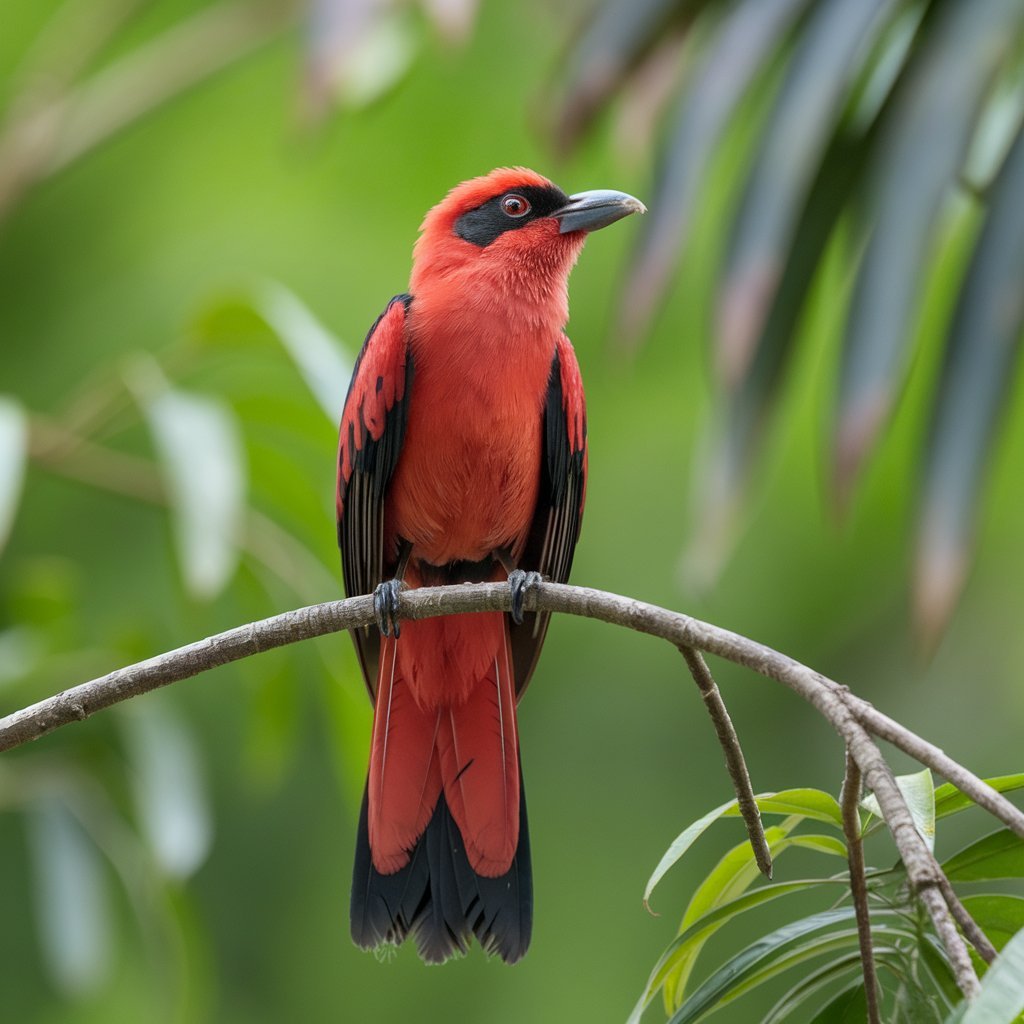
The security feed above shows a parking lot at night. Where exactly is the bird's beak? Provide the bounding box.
[553,189,647,234]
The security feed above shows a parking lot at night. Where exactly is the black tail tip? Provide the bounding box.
[350,781,532,965]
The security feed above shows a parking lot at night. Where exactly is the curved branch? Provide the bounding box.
[2,581,1022,842]
[3,579,1017,999]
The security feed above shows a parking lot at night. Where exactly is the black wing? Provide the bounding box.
[510,335,588,696]
[336,293,413,697]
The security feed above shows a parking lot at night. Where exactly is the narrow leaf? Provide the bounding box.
[685,119,876,586]
[915,116,1024,642]
[121,702,212,879]
[663,819,838,1010]
[807,981,868,1023]
[644,797,739,908]
[667,909,911,1024]
[726,788,844,828]
[554,0,689,152]
[718,0,897,385]
[862,768,935,851]
[943,829,1024,882]
[646,789,844,907]
[629,879,844,1024]
[935,774,1024,822]
[0,395,28,556]
[920,933,962,1009]
[960,895,1024,951]
[956,926,1024,1024]
[27,798,111,996]
[143,382,247,600]
[617,0,810,345]
[254,281,353,424]
[834,0,1024,502]
[766,959,867,1024]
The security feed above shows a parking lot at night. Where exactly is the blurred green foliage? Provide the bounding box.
[1,1,1023,1022]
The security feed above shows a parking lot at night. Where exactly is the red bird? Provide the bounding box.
[336,167,644,963]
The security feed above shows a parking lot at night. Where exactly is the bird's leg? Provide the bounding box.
[494,550,542,626]
[374,541,412,639]
[507,570,542,625]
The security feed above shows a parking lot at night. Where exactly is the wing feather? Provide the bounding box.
[336,293,414,697]
[510,335,587,695]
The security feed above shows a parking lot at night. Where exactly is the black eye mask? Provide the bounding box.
[453,185,570,248]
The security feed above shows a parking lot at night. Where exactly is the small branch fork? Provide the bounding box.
[1,581,1019,1001]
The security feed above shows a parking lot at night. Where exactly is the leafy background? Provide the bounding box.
[1,0,1023,1021]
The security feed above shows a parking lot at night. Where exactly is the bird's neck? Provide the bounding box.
[409,261,571,344]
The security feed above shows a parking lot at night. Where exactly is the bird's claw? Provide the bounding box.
[373,579,404,638]
[508,570,543,626]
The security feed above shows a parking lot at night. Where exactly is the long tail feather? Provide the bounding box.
[351,620,531,962]
[351,767,532,964]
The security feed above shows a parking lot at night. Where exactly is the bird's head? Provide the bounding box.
[410,167,645,326]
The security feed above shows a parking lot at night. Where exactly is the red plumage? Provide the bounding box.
[337,167,643,962]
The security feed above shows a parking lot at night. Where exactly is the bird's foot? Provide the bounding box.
[508,570,543,626]
[373,579,405,638]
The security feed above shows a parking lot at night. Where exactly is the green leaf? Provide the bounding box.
[763,954,867,1023]
[644,797,740,908]
[960,895,1024,952]
[862,768,935,850]
[666,908,915,1023]
[252,281,353,424]
[807,981,868,1024]
[727,788,844,828]
[943,829,1024,882]
[834,0,1024,501]
[920,933,961,1009]
[934,774,1024,822]
[0,395,28,556]
[629,878,844,1024]
[139,372,247,601]
[915,114,1024,641]
[955,926,1024,1023]
[784,834,847,858]
[27,798,111,996]
[662,821,849,1011]
[662,820,801,1010]
[717,0,896,383]
[121,701,212,879]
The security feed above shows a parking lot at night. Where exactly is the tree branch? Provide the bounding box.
[678,645,772,878]
[1,580,1019,1000]
[841,751,880,1023]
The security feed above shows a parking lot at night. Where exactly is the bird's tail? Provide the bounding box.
[350,614,532,963]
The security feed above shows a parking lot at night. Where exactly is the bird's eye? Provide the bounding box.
[501,194,531,218]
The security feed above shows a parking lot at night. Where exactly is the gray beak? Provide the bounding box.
[553,189,647,234]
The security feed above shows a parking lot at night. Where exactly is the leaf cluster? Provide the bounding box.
[632,773,1024,1022]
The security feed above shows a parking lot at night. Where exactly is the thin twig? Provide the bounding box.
[919,885,981,1000]
[846,703,1019,834]
[678,645,771,878]
[841,750,880,1023]
[937,873,997,965]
